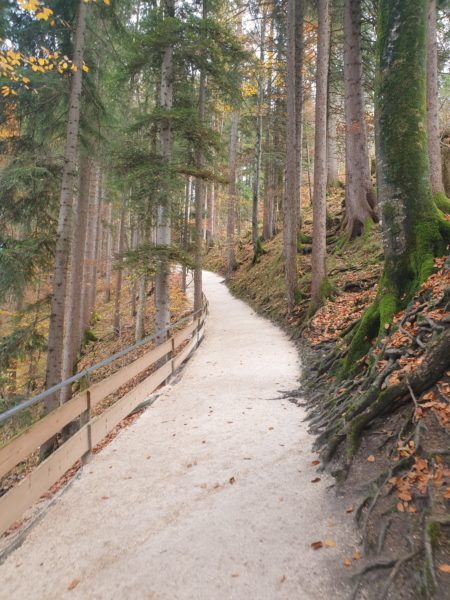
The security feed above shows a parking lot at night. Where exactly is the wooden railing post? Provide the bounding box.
[81,387,92,466]
[171,335,175,375]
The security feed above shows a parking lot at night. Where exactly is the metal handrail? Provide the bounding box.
[0,298,208,425]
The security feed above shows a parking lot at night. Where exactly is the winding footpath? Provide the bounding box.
[0,271,356,599]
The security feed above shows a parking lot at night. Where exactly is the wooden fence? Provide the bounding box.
[0,305,207,537]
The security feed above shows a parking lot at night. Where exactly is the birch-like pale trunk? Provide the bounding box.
[342,0,377,238]
[43,0,89,431]
[155,0,175,344]
[426,0,444,195]
[311,0,330,309]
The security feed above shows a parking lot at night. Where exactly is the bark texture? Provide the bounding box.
[194,20,206,312]
[311,0,330,309]
[43,0,88,424]
[60,156,91,405]
[155,0,175,343]
[226,111,239,275]
[342,0,377,239]
[426,0,444,195]
[284,0,299,312]
[343,0,450,372]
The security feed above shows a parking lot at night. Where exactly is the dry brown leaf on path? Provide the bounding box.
[367,455,375,463]
[324,539,336,548]
[353,552,361,561]
[343,559,352,567]
[68,579,80,591]
[277,575,286,583]
[438,564,450,573]
[311,460,320,466]
[311,541,323,550]
[311,477,321,483]
[229,476,236,485]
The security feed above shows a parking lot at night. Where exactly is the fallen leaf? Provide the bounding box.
[438,564,450,573]
[311,541,323,550]
[231,573,240,578]
[311,460,321,466]
[324,539,336,548]
[397,502,405,512]
[346,506,354,513]
[229,477,236,485]
[311,477,321,483]
[353,552,361,561]
[367,455,375,463]
[268,427,274,431]
[343,559,352,567]
[443,487,450,499]
[277,575,286,583]
[68,579,80,591]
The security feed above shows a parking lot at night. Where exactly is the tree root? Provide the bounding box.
[350,550,420,600]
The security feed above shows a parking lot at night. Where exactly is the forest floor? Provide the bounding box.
[0,271,360,599]
[204,190,450,599]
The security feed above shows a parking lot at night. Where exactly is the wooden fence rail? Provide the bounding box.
[0,304,207,537]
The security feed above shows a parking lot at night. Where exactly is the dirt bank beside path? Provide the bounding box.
[0,271,358,600]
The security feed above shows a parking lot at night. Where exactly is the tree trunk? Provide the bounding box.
[113,200,126,337]
[343,0,450,372]
[252,6,265,260]
[42,0,88,431]
[295,0,304,228]
[262,12,274,242]
[310,0,330,309]
[60,155,91,406]
[181,176,191,292]
[327,104,339,186]
[155,0,175,344]
[194,3,206,312]
[79,162,100,339]
[426,0,444,195]
[103,201,113,303]
[87,165,102,324]
[226,110,239,275]
[284,0,299,312]
[206,181,214,252]
[342,0,377,239]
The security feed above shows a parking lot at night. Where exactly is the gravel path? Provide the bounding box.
[0,271,356,599]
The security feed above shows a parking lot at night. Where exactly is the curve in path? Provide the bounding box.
[0,271,356,599]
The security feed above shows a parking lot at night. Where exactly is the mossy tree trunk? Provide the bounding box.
[343,0,450,373]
